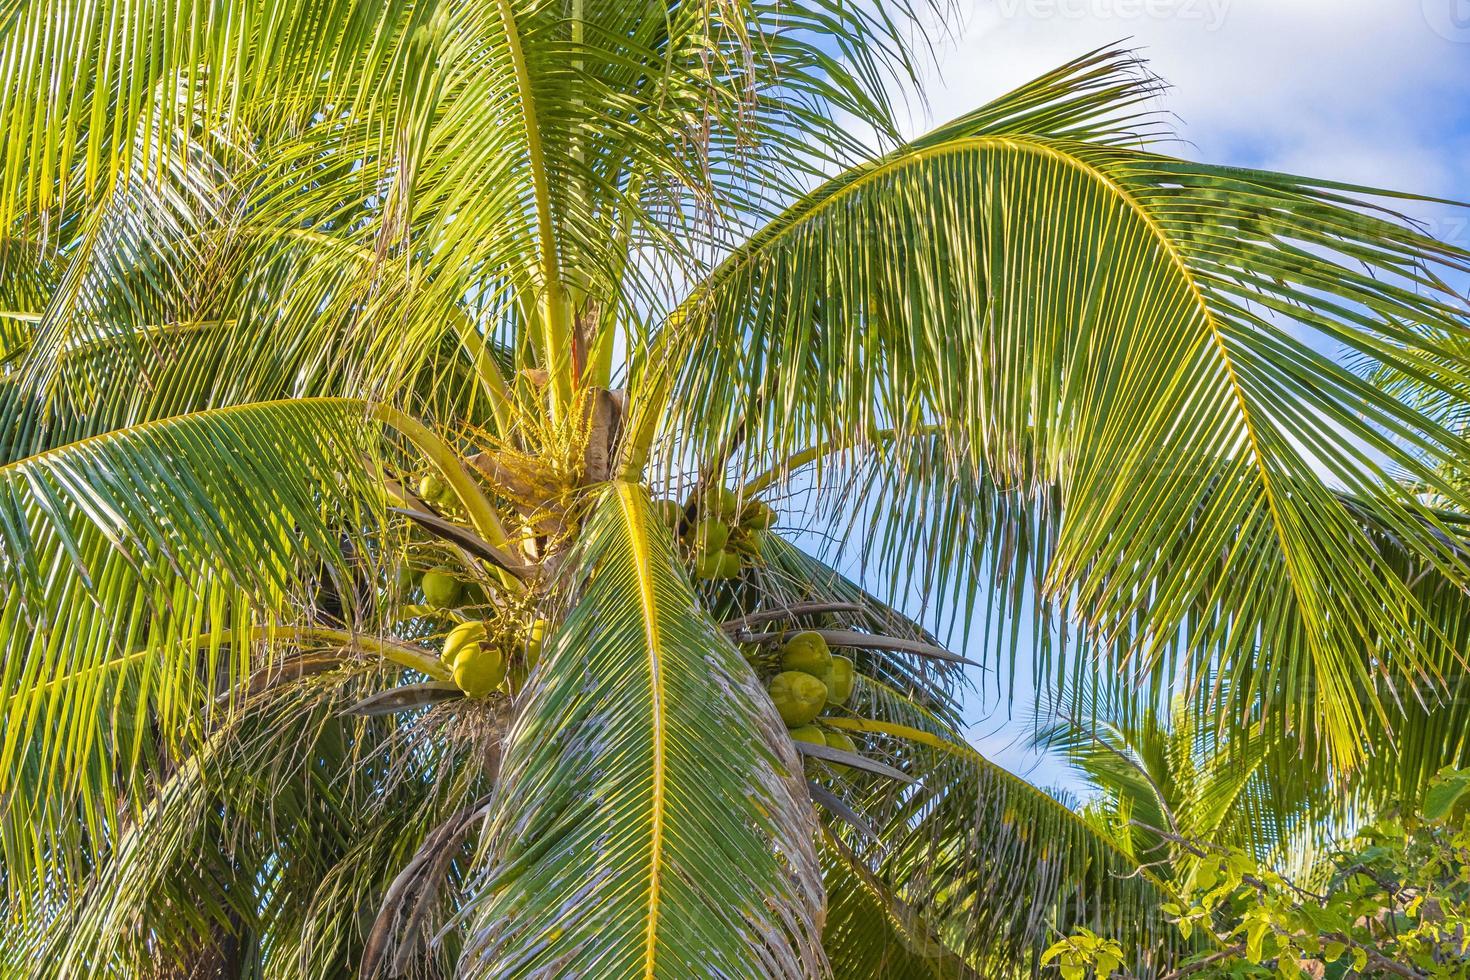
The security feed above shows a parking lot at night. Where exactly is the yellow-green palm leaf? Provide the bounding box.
[459,484,826,978]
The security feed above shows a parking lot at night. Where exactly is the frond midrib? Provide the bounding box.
[614,481,668,978]
[0,395,367,474]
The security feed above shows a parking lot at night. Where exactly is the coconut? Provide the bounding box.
[391,565,417,597]
[780,631,831,678]
[716,550,742,579]
[524,618,547,668]
[421,568,464,608]
[443,620,488,662]
[740,500,777,531]
[452,643,505,699]
[652,498,684,528]
[688,516,730,556]
[824,729,857,754]
[728,528,764,558]
[789,725,826,746]
[693,550,726,580]
[827,655,856,705]
[769,670,827,727]
[506,660,529,695]
[417,473,448,502]
[703,485,741,522]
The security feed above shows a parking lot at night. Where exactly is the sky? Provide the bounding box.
[869,0,1470,793]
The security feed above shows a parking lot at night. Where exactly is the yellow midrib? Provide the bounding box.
[615,482,666,978]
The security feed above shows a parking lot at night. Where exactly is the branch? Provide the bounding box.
[1159,945,1245,980]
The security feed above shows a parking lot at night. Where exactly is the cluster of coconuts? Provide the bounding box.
[652,486,776,580]
[441,617,546,699]
[400,469,549,700]
[767,631,859,754]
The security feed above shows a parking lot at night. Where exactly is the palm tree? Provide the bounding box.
[2,3,1469,976]
[1039,696,1470,975]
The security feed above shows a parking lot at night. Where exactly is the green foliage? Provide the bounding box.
[1149,784,1470,978]
[1041,929,1125,980]
[1051,709,1470,979]
[460,484,826,977]
[0,0,1467,975]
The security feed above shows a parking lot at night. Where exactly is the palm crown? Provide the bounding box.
[2,2,1469,977]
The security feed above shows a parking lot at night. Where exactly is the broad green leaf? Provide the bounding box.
[1423,768,1470,821]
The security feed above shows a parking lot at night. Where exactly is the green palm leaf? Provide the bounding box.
[18,670,492,978]
[1,5,1468,974]
[459,483,826,978]
[819,827,973,979]
[635,49,1470,769]
[0,397,402,907]
[826,677,1194,975]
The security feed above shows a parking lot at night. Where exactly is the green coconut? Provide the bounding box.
[703,485,741,521]
[452,643,505,699]
[391,564,417,597]
[655,499,682,528]
[524,618,548,668]
[506,658,530,695]
[716,550,743,580]
[417,473,448,502]
[780,631,831,678]
[824,730,857,754]
[688,516,730,556]
[693,550,726,580]
[827,655,855,705]
[728,528,764,558]
[442,620,488,663]
[789,725,826,746]
[740,500,777,531]
[652,498,684,528]
[769,670,827,727]
[421,567,464,608]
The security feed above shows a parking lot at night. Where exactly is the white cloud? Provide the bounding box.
[901,0,1470,200]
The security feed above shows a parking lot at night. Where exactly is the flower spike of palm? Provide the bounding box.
[0,3,1468,976]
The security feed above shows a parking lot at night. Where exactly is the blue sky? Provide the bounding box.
[864,0,1470,792]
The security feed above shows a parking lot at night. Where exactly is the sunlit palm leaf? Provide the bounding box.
[0,397,392,908]
[18,671,492,978]
[819,827,973,979]
[636,49,1470,770]
[459,483,826,978]
[0,0,930,426]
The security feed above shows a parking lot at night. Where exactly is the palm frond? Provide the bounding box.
[17,669,495,978]
[458,483,825,978]
[825,677,1194,976]
[0,397,394,907]
[819,827,974,979]
[633,48,1470,770]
